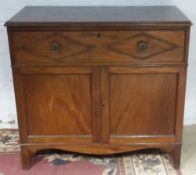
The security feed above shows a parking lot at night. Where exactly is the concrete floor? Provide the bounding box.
[181,125,196,175]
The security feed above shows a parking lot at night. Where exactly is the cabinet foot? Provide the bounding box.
[170,145,181,169]
[21,147,33,170]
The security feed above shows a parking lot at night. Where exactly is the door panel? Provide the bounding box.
[102,66,181,144]
[21,66,100,143]
[110,73,177,135]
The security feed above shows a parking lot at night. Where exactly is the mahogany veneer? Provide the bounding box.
[5,6,191,169]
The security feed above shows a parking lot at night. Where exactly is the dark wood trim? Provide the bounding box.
[91,67,101,143]
[100,67,110,144]
[12,63,188,68]
[7,25,190,32]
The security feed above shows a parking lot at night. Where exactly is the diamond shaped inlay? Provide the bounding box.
[108,33,178,59]
[22,33,90,60]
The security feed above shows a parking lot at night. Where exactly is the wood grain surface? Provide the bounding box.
[10,30,185,65]
[6,6,191,169]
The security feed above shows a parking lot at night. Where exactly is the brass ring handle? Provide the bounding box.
[50,42,62,53]
[137,41,148,52]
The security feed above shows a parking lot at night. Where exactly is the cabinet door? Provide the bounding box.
[101,66,185,144]
[15,66,100,144]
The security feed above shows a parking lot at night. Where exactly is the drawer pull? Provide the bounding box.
[137,41,148,52]
[50,42,62,53]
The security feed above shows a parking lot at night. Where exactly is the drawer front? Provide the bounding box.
[10,30,185,65]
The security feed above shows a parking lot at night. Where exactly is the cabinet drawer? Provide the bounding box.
[10,30,185,65]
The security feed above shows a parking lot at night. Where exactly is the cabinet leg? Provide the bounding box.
[170,145,181,169]
[21,147,33,170]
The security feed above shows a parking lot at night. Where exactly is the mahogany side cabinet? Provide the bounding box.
[5,6,191,169]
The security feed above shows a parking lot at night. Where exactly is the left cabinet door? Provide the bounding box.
[13,66,101,144]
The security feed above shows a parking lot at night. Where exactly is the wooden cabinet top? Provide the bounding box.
[5,6,191,27]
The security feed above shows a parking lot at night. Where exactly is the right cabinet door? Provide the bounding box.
[101,66,186,144]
